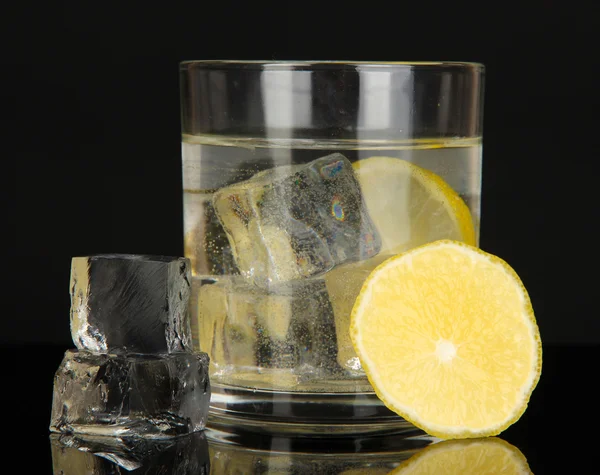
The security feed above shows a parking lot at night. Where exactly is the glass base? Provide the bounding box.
[207,383,420,437]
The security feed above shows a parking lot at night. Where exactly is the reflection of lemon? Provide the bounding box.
[342,469,392,475]
[390,437,532,474]
[351,240,542,439]
[353,156,476,252]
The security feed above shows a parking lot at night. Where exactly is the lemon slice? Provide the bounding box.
[353,156,476,252]
[350,240,542,439]
[326,157,476,372]
[390,437,532,474]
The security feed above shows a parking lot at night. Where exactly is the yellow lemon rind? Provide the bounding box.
[349,239,542,440]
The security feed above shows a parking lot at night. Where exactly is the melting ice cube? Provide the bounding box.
[212,154,381,287]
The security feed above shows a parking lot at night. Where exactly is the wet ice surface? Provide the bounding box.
[70,255,193,354]
[213,153,381,288]
[50,350,210,438]
[193,276,341,389]
[50,432,210,474]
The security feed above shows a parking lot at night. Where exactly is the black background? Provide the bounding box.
[4,2,599,473]
[7,2,599,345]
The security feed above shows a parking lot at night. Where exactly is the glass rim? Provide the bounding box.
[179,60,484,71]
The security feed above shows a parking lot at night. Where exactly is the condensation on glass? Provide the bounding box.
[180,61,484,436]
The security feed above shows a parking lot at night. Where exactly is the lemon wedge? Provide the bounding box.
[350,240,542,439]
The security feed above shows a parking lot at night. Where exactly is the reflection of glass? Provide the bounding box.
[50,432,210,474]
[181,61,484,435]
[390,437,532,474]
[207,429,437,474]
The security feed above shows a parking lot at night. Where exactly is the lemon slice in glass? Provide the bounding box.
[326,157,476,373]
[350,240,542,439]
[353,156,476,251]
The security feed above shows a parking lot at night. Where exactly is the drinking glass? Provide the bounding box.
[180,61,484,436]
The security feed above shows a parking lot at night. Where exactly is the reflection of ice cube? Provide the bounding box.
[213,153,381,287]
[50,432,210,474]
[325,254,392,375]
[50,350,210,438]
[194,277,338,389]
[184,193,239,276]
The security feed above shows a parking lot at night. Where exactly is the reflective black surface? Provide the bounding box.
[50,431,210,474]
[5,344,595,473]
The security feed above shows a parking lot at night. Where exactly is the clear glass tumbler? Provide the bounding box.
[180,61,484,436]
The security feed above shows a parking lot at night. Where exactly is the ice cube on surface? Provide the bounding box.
[70,254,192,354]
[194,276,339,389]
[50,350,210,438]
[50,432,210,474]
[212,153,381,287]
